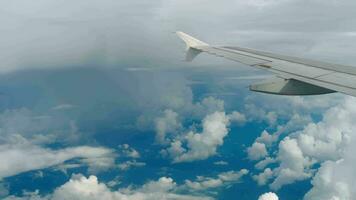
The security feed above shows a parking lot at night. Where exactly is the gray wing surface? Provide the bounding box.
[176,31,356,97]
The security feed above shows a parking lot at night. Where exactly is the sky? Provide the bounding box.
[1,0,356,199]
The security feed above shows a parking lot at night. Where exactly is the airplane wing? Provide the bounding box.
[176,31,356,97]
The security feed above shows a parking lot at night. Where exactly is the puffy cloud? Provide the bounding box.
[243,94,341,129]
[244,103,278,126]
[5,174,212,200]
[155,109,182,144]
[258,97,356,191]
[255,114,312,147]
[192,97,225,117]
[270,137,312,190]
[166,112,230,163]
[256,130,279,147]
[258,192,279,200]
[255,157,276,170]
[118,160,146,171]
[158,97,247,163]
[247,142,268,161]
[304,160,352,200]
[217,169,249,182]
[253,168,273,186]
[294,102,353,162]
[116,144,145,171]
[228,111,246,126]
[303,98,356,200]
[118,144,140,159]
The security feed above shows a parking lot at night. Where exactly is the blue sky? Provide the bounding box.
[1,1,356,200]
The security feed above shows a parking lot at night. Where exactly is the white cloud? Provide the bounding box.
[266,97,356,191]
[244,96,356,191]
[166,112,230,163]
[255,114,312,147]
[304,160,352,200]
[244,103,278,126]
[118,160,146,171]
[213,161,228,166]
[155,109,182,144]
[218,169,249,182]
[5,174,212,200]
[192,97,225,118]
[253,168,273,186]
[256,130,278,147]
[255,157,276,170]
[303,97,356,199]
[270,137,312,190]
[0,138,115,179]
[118,144,140,159]
[247,142,268,161]
[258,192,279,200]
[184,169,248,191]
[228,111,246,126]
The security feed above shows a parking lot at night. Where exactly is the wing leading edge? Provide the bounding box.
[176,31,356,97]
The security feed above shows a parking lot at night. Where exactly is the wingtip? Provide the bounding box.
[175,31,208,48]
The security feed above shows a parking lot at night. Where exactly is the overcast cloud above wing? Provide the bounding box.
[0,0,356,73]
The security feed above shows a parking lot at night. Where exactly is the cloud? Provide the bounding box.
[5,174,212,200]
[253,168,273,186]
[183,169,249,191]
[118,144,140,159]
[164,112,230,163]
[1,0,356,86]
[304,161,351,200]
[303,98,356,199]
[255,114,312,147]
[243,94,342,128]
[0,107,89,145]
[244,103,278,126]
[0,138,115,179]
[270,137,312,190]
[247,142,268,161]
[116,144,145,171]
[258,192,279,200]
[255,97,356,192]
[2,0,356,199]
[118,160,146,171]
[213,161,228,166]
[154,109,182,144]
[192,97,225,117]
[228,111,247,126]
[255,157,276,170]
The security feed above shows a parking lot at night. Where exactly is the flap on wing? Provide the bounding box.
[250,77,335,95]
